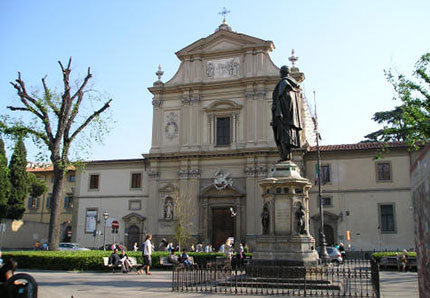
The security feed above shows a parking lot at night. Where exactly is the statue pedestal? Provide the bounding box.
[253,160,319,266]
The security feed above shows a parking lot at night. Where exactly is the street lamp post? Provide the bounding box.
[316,123,330,265]
[313,90,329,265]
[103,211,109,251]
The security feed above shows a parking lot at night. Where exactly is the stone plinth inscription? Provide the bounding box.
[206,57,240,79]
[275,198,291,234]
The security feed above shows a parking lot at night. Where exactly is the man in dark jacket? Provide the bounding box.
[108,248,120,267]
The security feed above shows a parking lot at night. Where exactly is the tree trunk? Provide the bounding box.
[48,165,65,250]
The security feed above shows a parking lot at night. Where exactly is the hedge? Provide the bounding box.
[1,251,234,271]
[371,251,416,261]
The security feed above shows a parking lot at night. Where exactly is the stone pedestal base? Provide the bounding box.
[252,235,319,267]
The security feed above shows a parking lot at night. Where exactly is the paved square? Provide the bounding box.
[19,269,418,298]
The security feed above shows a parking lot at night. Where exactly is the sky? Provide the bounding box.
[1,0,429,162]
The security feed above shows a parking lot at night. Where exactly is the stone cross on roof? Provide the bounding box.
[218,7,231,23]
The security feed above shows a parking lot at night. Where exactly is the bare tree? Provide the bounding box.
[0,58,112,250]
[173,191,196,251]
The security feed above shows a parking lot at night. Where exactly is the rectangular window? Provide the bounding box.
[321,164,331,184]
[63,196,73,209]
[131,173,142,189]
[379,204,395,233]
[89,174,99,190]
[46,196,51,209]
[318,197,332,207]
[85,209,97,233]
[129,200,142,211]
[216,117,231,146]
[28,197,40,209]
[67,174,76,182]
[376,162,391,182]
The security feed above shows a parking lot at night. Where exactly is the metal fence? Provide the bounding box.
[172,259,380,297]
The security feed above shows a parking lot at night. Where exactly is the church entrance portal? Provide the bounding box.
[318,224,335,246]
[212,208,234,250]
[127,225,140,250]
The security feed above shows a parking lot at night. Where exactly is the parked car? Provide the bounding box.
[316,246,343,264]
[58,242,90,251]
[98,243,125,251]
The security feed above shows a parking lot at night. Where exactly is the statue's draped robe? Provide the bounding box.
[272,76,302,160]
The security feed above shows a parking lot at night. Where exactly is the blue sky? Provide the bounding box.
[1,0,429,161]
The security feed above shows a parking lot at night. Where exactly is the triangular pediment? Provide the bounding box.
[204,100,242,112]
[159,183,178,193]
[311,211,340,221]
[176,28,274,59]
[200,184,245,198]
[122,212,146,221]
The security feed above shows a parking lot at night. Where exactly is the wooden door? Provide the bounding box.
[127,225,140,250]
[212,208,234,251]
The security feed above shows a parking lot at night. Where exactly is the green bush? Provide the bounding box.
[371,251,416,261]
[1,251,250,271]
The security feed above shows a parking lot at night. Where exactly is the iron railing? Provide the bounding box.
[172,259,380,297]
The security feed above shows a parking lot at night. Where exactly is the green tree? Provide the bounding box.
[368,53,430,147]
[0,139,10,220]
[368,52,430,296]
[28,172,48,199]
[7,137,28,220]
[364,106,408,142]
[0,58,112,250]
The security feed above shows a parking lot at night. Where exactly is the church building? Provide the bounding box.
[73,21,415,252]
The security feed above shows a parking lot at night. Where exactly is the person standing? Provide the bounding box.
[338,243,346,261]
[142,234,152,275]
[397,249,408,272]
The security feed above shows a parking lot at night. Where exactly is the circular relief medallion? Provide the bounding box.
[165,121,178,140]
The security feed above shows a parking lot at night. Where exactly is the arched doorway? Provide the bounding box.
[320,225,335,246]
[122,213,146,250]
[311,212,340,247]
[127,225,140,250]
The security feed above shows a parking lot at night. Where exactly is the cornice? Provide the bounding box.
[143,147,307,161]
[148,76,278,95]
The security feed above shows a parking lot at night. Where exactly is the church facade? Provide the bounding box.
[73,22,415,252]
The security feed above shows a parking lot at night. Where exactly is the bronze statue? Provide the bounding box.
[261,203,270,235]
[296,204,306,235]
[271,66,302,161]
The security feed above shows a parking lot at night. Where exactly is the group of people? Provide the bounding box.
[108,234,153,275]
[108,235,250,273]
[167,249,192,267]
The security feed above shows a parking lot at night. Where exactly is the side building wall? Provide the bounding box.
[73,159,148,250]
[305,147,414,251]
[410,144,430,297]
[1,165,75,249]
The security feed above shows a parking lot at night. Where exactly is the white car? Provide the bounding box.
[58,242,90,251]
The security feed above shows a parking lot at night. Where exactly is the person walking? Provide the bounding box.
[397,249,408,272]
[338,242,346,261]
[142,234,152,275]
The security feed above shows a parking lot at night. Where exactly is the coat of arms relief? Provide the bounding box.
[213,168,233,190]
